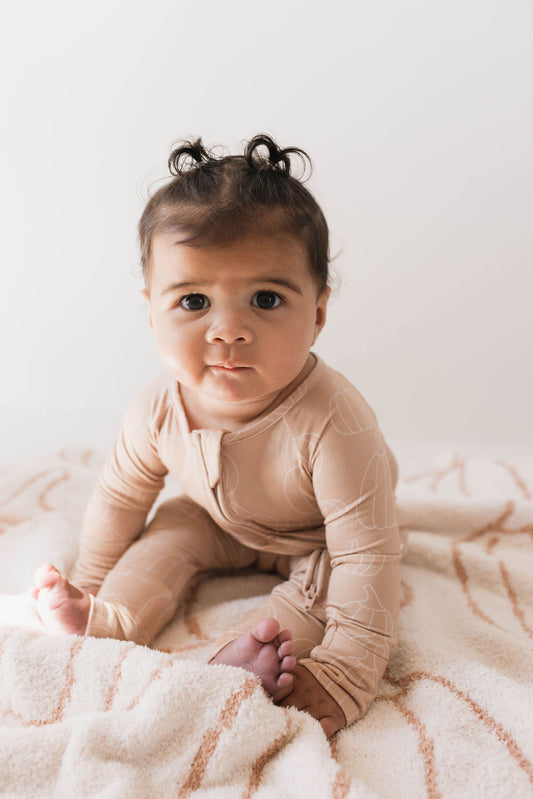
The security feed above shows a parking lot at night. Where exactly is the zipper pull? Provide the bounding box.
[304,582,318,611]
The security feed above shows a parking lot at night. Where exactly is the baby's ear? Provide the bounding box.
[141,288,153,329]
[313,287,330,342]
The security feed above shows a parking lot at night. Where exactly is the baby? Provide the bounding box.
[32,134,401,738]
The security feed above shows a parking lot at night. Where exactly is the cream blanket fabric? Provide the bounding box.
[0,446,532,798]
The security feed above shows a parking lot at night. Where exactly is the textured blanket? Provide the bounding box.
[0,446,532,798]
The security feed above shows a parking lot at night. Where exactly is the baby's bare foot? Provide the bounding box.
[210,618,296,702]
[32,564,91,635]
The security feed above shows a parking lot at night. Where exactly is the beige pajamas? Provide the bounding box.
[74,355,402,726]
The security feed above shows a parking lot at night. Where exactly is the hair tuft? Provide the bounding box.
[168,138,212,176]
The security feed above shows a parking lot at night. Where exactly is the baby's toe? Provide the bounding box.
[277,628,293,644]
[278,639,294,658]
[33,563,61,591]
[280,654,297,673]
[251,617,281,644]
[272,672,294,702]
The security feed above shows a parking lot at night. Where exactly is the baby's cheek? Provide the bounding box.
[156,325,191,359]
[154,337,187,376]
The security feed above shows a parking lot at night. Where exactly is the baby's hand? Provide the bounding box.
[279,663,346,738]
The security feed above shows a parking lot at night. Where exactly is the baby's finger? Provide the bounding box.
[320,715,343,739]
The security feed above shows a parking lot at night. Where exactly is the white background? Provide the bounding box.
[1,0,532,462]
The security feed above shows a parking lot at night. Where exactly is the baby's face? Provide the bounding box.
[142,232,329,428]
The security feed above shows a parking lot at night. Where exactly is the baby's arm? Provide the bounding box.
[72,378,169,589]
[299,409,401,727]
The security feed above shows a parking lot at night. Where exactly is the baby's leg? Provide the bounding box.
[34,497,256,644]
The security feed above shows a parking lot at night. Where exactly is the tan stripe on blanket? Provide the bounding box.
[178,676,258,798]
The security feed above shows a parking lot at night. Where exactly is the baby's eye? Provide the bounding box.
[179,293,209,311]
[252,291,283,310]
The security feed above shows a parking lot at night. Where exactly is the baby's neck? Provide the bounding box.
[180,391,264,433]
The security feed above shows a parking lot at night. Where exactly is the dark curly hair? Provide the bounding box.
[138,134,330,292]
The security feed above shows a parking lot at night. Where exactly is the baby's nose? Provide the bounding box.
[206,308,251,343]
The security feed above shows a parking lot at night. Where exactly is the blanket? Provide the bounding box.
[0,446,532,798]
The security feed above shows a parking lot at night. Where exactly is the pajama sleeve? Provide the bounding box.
[298,393,402,726]
[73,378,169,587]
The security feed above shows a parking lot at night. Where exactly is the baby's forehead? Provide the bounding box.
[147,231,316,293]
[151,231,310,269]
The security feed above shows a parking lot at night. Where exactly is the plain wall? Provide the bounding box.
[1,0,532,460]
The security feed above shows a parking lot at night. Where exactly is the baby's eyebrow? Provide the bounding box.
[255,278,303,295]
[160,278,303,296]
[160,281,199,296]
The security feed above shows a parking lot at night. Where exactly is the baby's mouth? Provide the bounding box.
[210,363,250,372]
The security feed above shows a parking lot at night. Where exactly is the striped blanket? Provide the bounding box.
[0,446,532,798]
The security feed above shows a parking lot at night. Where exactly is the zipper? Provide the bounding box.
[303,548,328,611]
